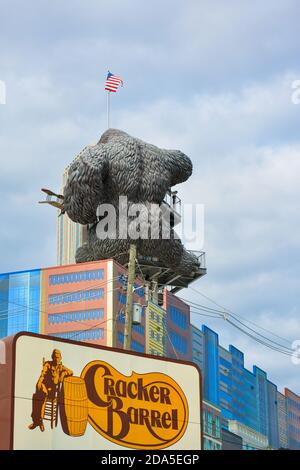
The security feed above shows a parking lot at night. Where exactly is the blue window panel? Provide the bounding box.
[169,330,187,354]
[169,306,187,330]
[132,340,144,353]
[118,292,126,304]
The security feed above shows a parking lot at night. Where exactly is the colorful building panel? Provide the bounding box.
[112,261,146,353]
[202,400,222,450]
[146,301,167,356]
[56,168,88,266]
[163,289,192,361]
[285,388,300,449]
[202,325,220,406]
[0,269,41,338]
[228,420,269,450]
[191,324,205,373]
[277,391,289,449]
[267,381,279,449]
[41,260,111,347]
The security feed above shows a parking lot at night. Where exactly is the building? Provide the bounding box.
[56,168,88,266]
[163,289,192,361]
[222,428,243,450]
[0,269,41,338]
[228,420,269,450]
[277,391,289,449]
[267,381,279,449]
[190,323,288,449]
[0,260,146,353]
[202,400,222,450]
[191,324,205,373]
[254,366,269,437]
[285,388,300,449]
[145,301,167,356]
[202,325,220,406]
[0,260,297,451]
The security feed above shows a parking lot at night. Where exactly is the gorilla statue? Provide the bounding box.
[63,129,200,275]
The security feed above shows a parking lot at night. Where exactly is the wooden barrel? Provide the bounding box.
[59,376,88,437]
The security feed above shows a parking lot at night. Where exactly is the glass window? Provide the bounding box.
[215,416,220,438]
[208,412,213,435]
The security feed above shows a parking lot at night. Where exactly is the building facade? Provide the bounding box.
[163,289,192,361]
[0,260,146,353]
[277,391,289,448]
[228,420,269,450]
[285,388,300,449]
[202,400,222,450]
[0,269,41,339]
[0,260,297,451]
[222,428,243,450]
[267,381,279,449]
[56,168,88,266]
[191,323,289,449]
[191,324,205,373]
[146,301,167,356]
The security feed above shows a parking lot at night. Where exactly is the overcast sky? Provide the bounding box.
[1,0,300,393]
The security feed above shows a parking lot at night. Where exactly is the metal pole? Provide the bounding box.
[107,91,110,128]
[123,244,137,350]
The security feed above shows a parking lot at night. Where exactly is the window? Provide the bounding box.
[156,314,160,324]
[208,412,213,436]
[118,292,126,304]
[49,269,104,285]
[48,308,104,324]
[131,340,144,353]
[215,416,220,438]
[202,410,207,433]
[169,330,187,355]
[169,306,187,330]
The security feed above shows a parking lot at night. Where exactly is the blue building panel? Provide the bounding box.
[0,269,41,339]
[202,325,220,406]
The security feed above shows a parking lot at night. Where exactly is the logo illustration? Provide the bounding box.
[28,349,74,432]
[28,353,189,449]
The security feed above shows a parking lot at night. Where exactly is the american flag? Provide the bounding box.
[105,71,123,93]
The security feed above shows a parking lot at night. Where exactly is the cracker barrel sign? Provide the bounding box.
[81,362,188,448]
[0,333,202,450]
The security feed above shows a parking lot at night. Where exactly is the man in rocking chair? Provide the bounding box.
[28,349,73,432]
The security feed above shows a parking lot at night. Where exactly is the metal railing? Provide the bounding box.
[188,250,206,270]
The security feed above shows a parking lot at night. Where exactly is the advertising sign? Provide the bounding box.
[1,333,202,450]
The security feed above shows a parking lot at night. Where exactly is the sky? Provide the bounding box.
[0,0,300,392]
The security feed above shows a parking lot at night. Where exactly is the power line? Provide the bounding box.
[0,276,122,318]
[189,286,292,346]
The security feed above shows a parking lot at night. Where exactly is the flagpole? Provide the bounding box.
[107,91,110,128]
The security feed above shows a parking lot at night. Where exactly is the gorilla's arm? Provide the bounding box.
[64,145,108,224]
[164,149,193,187]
